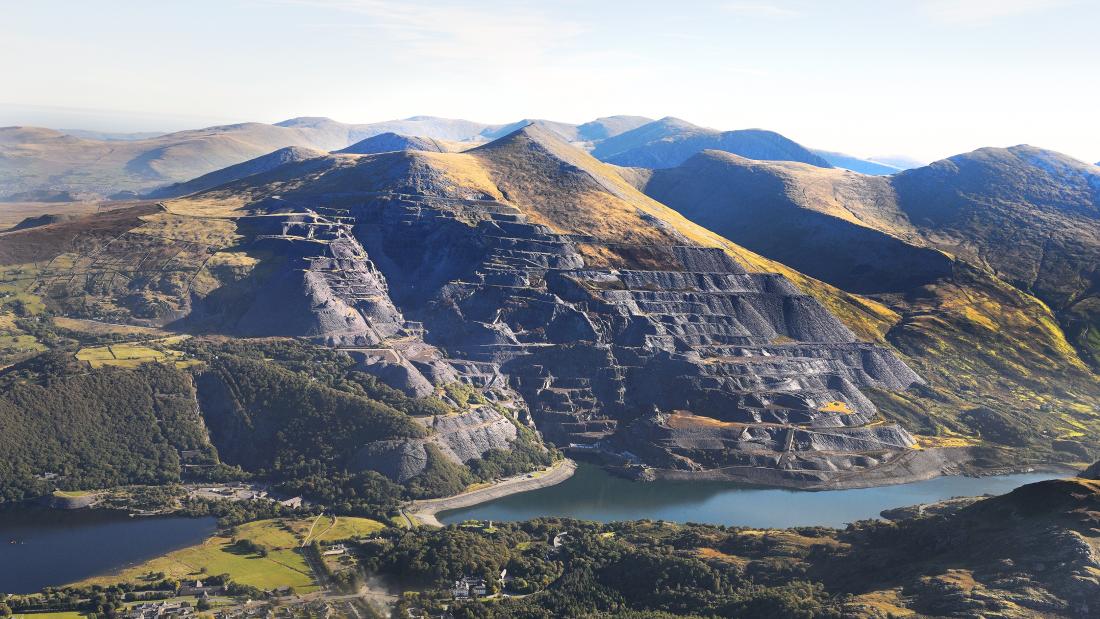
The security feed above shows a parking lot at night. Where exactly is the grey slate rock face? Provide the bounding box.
[201,163,926,483]
[349,408,519,481]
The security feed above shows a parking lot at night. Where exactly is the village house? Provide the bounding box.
[178,579,224,597]
[126,600,195,619]
[451,576,488,599]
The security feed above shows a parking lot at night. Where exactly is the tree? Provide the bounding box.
[196,598,211,612]
[0,602,13,617]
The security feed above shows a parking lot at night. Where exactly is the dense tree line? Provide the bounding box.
[0,337,556,516]
[0,353,209,502]
[195,353,426,473]
[361,519,847,618]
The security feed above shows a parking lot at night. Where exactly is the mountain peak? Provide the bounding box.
[274,116,340,128]
[337,132,450,155]
[473,122,575,156]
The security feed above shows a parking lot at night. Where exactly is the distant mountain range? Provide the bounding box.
[1,114,924,199]
[811,150,903,175]
[590,116,831,169]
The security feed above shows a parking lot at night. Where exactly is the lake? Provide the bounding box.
[0,507,216,594]
[439,462,1061,528]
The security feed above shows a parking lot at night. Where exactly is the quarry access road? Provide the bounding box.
[407,458,577,527]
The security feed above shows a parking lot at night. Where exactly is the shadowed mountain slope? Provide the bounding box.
[891,146,1100,368]
[641,148,1100,466]
[146,146,328,199]
[336,132,458,155]
[590,117,831,169]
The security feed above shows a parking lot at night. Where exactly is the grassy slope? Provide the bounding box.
[73,516,383,591]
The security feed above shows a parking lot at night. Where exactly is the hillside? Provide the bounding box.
[642,149,1100,466]
[590,116,831,169]
[0,123,343,199]
[146,146,328,198]
[892,146,1100,368]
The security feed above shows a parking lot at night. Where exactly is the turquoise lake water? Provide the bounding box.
[440,462,1060,528]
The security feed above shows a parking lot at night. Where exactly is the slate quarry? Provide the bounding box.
[209,166,927,485]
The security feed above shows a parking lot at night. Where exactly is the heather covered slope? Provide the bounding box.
[891,146,1100,368]
[642,149,1100,466]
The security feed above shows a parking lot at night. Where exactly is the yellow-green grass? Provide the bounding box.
[72,527,318,592]
[248,515,385,547]
[0,333,45,352]
[52,489,96,498]
[13,612,86,619]
[51,316,166,336]
[74,337,196,369]
[71,517,383,592]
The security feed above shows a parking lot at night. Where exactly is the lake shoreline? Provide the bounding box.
[435,461,1068,529]
[603,447,1080,490]
[408,458,578,527]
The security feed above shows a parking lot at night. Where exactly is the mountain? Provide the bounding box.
[5,123,1096,489]
[813,149,902,175]
[60,129,167,141]
[640,148,1100,465]
[146,145,328,199]
[590,116,831,168]
[479,116,653,142]
[0,122,344,199]
[0,116,654,199]
[336,132,456,154]
[0,124,944,495]
[891,146,1100,368]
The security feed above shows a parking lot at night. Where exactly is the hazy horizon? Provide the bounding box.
[3,0,1099,164]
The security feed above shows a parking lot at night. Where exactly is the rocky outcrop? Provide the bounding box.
[349,408,519,481]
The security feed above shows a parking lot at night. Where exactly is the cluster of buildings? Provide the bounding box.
[450,576,488,599]
[451,568,511,599]
[125,601,196,619]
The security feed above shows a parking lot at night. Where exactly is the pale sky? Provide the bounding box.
[2,0,1098,163]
